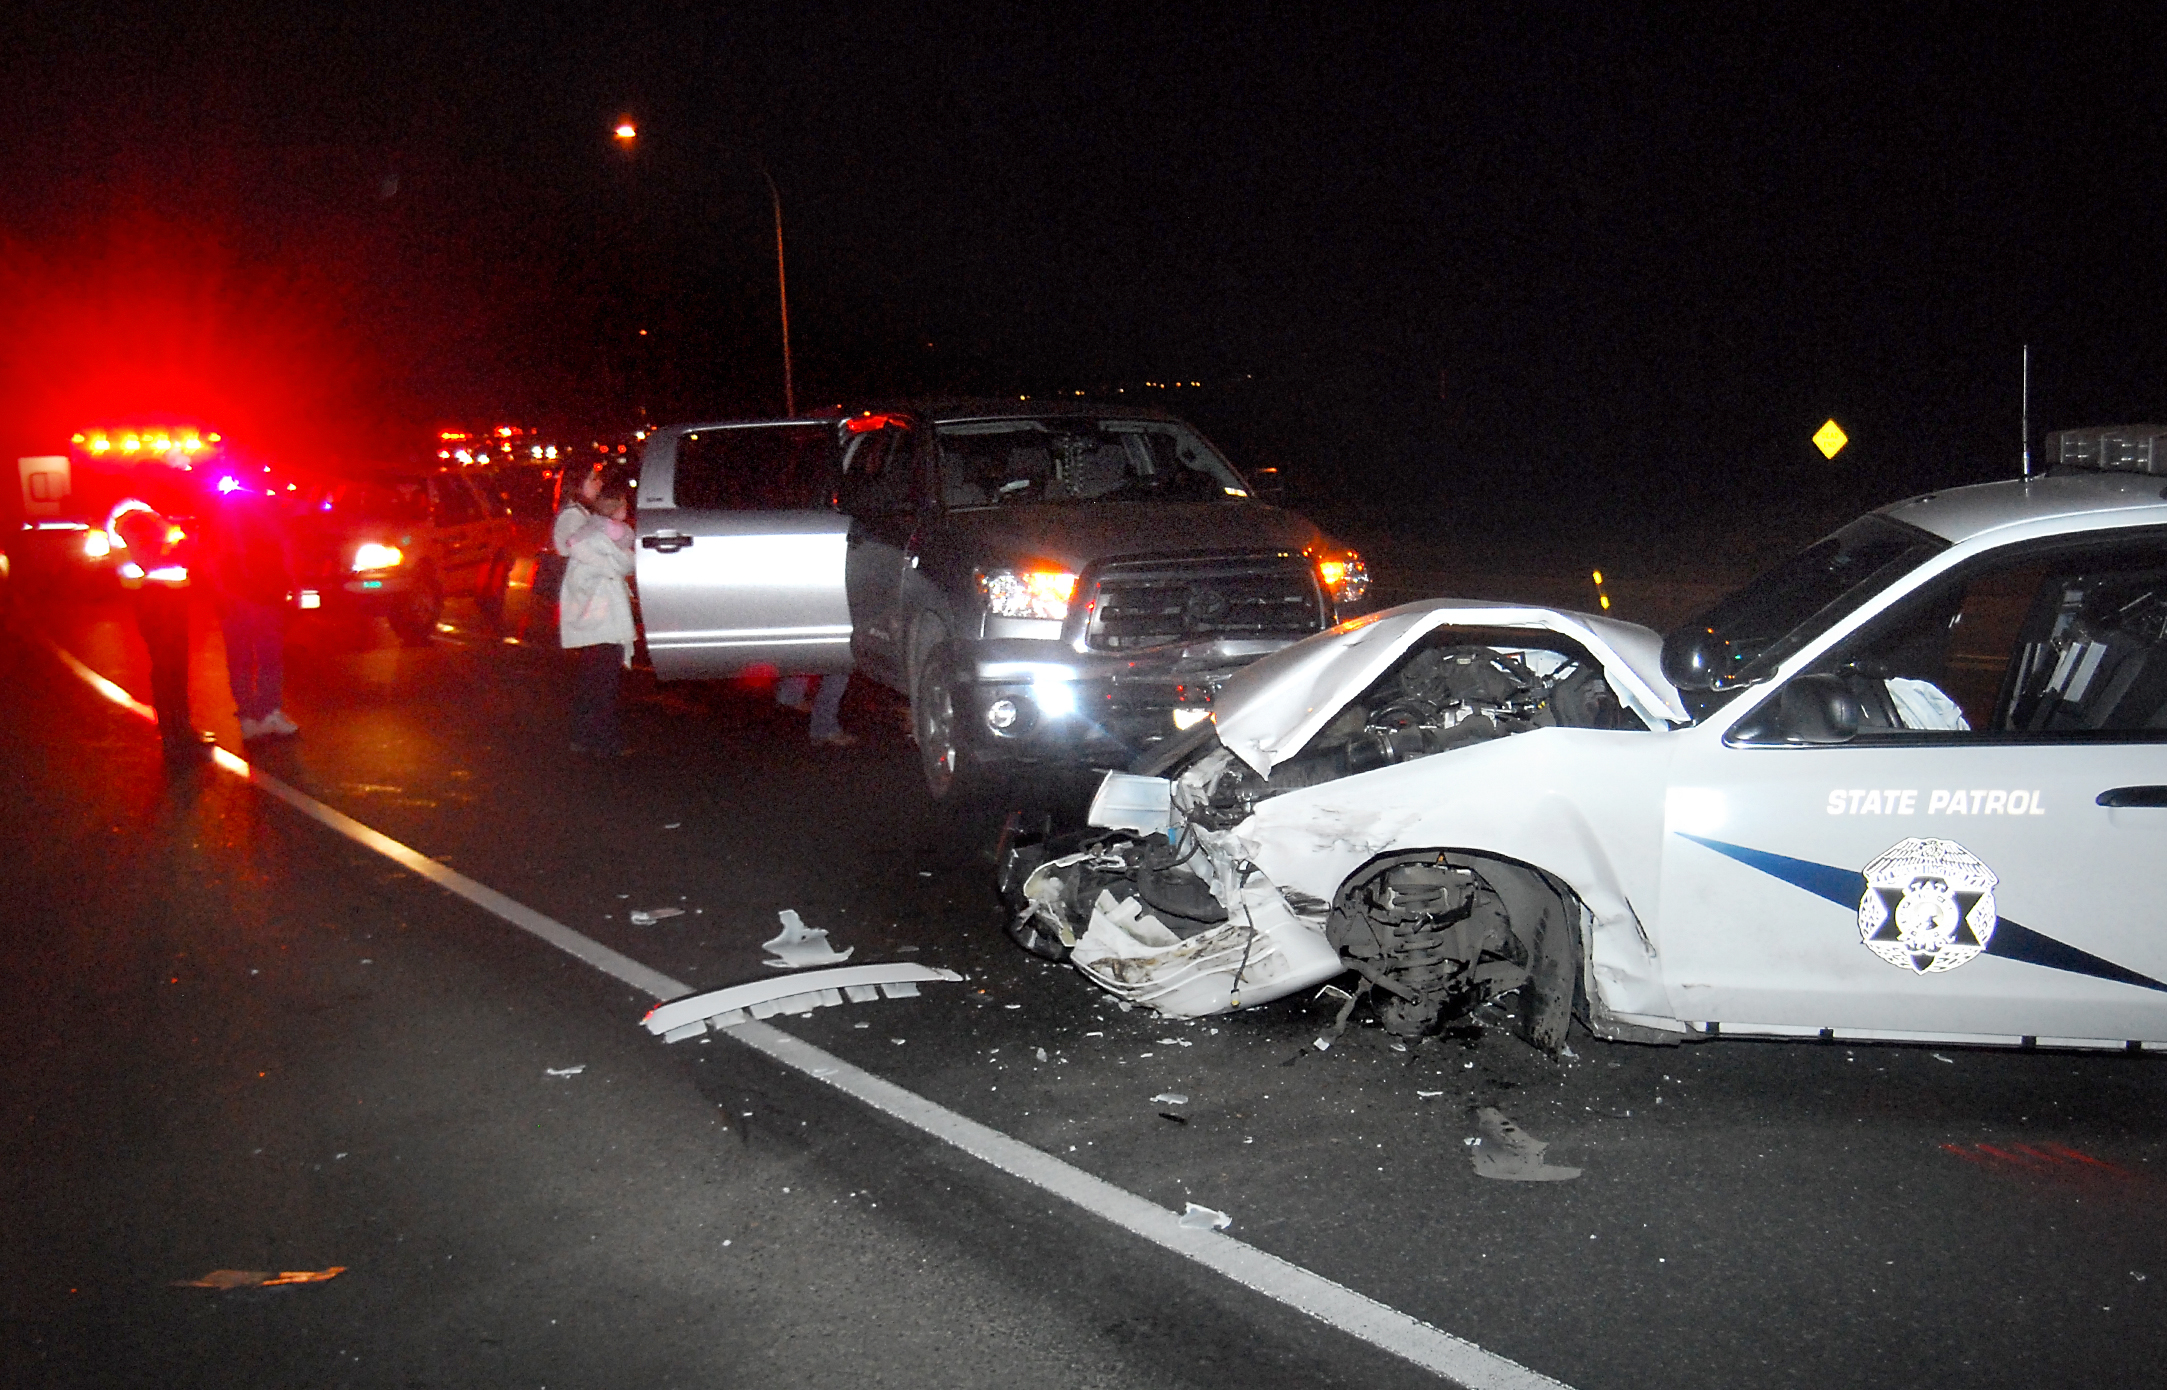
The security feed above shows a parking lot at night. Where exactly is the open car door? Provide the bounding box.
[634,421,852,680]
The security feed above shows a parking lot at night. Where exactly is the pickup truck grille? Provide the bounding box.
[1082,553,1327,652]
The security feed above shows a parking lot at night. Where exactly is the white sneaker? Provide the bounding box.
[261,709,300,736]
[238,716,266,740]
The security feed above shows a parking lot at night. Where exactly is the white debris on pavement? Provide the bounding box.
[1469,1107,1581,1182]
[629,907,686,925]
[1151,1092,1189,1105]
[762,909,854,968]
[640,964,963,1041]
[1178,1202,1233,1231]
[545,1066,586,1077]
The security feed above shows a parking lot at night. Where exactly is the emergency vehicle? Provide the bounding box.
[1005,426,2167,1054]
[8,427,225,591]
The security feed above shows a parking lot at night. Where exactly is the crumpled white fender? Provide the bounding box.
[1069,869,1342,1018]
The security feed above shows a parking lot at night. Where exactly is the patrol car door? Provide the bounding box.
[634,422,852,679]
[1658,529,2167,1045]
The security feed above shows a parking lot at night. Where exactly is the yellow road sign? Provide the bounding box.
[1813,419,1849,459]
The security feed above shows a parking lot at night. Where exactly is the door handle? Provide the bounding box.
[2097,786,2167,808]
[641,534,693,553]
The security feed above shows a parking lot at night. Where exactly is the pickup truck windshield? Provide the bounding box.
[935,418,1248,508]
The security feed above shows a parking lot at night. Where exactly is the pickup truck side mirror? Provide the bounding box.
[1246,466,1288,505]
[1771,674,1862,745]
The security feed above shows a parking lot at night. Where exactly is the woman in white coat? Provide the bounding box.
[559,480,636,754]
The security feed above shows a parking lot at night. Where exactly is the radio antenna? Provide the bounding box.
[2021,344,2032,478]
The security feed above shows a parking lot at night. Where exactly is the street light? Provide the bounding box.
[606,119,795,417]
[759,163,795,417]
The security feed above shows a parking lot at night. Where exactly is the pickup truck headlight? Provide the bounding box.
[1317,552,1370,606]
[352,542,404,572]
[980,567,1078,621]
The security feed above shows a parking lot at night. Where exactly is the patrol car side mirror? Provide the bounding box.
[1773,674,1861,745]
[1660,626,1726,690]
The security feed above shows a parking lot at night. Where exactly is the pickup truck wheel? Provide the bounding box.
[912,649,987,801]
[389,576,443,645]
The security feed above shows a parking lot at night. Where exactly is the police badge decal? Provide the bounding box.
[1857,837,1999,974]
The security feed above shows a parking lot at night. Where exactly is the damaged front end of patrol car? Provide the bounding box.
[997,602,1687,1045]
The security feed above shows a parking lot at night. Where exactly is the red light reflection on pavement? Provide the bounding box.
[1942,1141,2132,1177]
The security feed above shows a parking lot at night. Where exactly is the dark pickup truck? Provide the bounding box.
[632,399,1370,797]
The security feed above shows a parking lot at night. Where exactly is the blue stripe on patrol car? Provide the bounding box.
[1677,833,2167,995]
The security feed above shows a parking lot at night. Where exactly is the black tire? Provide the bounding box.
[912,647,965,799]
[912,643,1004,802]
[389,576,443,645]
[475,552,512,628]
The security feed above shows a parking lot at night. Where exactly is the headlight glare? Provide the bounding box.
[980,567,1077,621]
[352,542,404,572]
[1318,552,1370,606]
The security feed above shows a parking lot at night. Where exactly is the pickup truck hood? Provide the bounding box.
[937,501,1324,571]
[1209,599,1690,776]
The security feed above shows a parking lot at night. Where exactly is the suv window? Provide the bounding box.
[1801,530,2167,739]
[431,476,482,527]
[316,478,430,524]
[675,425,839,511]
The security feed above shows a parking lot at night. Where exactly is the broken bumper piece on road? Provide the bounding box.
[642,963,965,1042]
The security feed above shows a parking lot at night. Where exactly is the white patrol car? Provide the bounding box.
[1001,443,2167,1053]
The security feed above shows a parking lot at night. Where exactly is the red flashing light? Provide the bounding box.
[845,413,900,433]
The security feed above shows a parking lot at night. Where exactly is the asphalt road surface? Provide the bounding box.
[4,577,2164,1390]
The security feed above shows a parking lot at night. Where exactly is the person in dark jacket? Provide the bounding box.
[202,475,297,739]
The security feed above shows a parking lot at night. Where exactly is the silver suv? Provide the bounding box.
[632,400,1370,796]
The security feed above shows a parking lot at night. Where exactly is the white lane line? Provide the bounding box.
[732,1020,1568,1390]
[36,633,683,1001]
[45,641,156,719]
[42,634,1572,1390]
[240,765,687,1001]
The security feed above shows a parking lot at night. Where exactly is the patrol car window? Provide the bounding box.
[1789,533,2167,740]
[673,425,838,511]
[836,427,914,515]
[1669,515,1944,715]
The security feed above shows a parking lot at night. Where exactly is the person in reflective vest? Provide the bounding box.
[107,497,212,763]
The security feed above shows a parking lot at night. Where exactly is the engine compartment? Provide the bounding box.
[1174,632,1646,826]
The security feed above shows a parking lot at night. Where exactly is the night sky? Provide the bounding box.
[5,4,2165,544]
